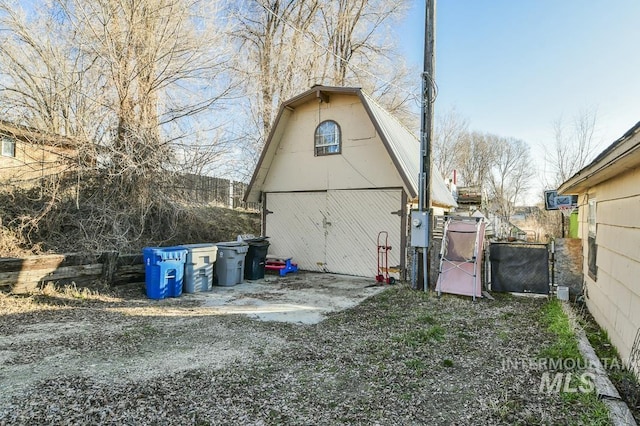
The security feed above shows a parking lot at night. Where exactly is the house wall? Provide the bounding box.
[579,165,640,367]
[0,139,76,184]
[262,93,404,192]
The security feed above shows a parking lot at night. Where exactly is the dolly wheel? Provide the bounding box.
[375,274,384,283]
[388,277,396,285]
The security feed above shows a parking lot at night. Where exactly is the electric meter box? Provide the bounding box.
[410,211,429,248]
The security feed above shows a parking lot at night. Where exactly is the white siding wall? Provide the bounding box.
[265,192,327,272]
[265,189,403,278]
[325,189,402,277]
[579,166,640,366]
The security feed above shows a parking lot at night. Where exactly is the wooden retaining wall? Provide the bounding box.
[0,252,144,294]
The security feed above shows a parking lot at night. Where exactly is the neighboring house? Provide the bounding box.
[558,120,640,372]
[245,86,457,278]
[0,120,78,185]
[456,185,483,208]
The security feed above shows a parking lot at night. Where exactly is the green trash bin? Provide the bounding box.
[244,237,270,280]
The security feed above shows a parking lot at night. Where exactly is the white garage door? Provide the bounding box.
[264,192,327,272]
[265,189,403,277]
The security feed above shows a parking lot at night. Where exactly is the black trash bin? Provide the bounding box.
[244,237,270,280]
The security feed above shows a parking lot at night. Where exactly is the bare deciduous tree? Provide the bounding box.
[1,0,235,174]
[229,0,319,140]
[545,107,600,187]
[316,0,414,126]
[0,0,239,251]
[433,108,468,181]
[488,136,534,221]
[318,0,406,85]
[65,0,235,170]
[0,2,104,141]
[229,0,412,148]
[455,131,498,188]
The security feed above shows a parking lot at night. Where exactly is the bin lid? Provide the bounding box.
[245,237,269,245]
[216,241,249,254]
[216,241,248,247]
[178,243,218,253]
[143,246,188,262]
[238,235,269,243]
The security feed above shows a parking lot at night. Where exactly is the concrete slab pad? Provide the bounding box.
[187,272,387,324]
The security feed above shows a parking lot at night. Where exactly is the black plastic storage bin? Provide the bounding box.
[244,237,270,280]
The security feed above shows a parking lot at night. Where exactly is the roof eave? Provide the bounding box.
[0,119,78,149]
[245,86,363,203]
[558,121,640,194]
[244,107,293,203]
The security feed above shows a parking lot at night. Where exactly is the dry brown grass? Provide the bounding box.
[0,181,260,256]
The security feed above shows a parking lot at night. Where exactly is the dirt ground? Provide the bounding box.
[0,273,606,425]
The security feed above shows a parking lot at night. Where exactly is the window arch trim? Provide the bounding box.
[314,120,341,156]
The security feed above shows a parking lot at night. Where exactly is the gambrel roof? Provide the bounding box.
[245,86,457,208]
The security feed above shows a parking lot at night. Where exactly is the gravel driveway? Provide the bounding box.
[0,273,600,425]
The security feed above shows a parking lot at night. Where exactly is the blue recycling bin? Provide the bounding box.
[143,247,188,299]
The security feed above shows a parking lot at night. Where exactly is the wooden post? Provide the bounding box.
[101,251,119,286]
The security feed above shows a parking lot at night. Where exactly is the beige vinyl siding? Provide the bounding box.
[262,94,404,193]
[579,165,640,364]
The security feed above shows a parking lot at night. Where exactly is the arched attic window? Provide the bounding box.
[314,120,341,156]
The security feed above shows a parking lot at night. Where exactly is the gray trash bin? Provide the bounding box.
[180,243,217,293]
[215,242,248,286]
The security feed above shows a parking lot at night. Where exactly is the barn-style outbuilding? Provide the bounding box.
[245,86,457,278]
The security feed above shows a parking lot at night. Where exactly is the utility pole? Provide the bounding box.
[421,0,435,211]
[416,0,436,292]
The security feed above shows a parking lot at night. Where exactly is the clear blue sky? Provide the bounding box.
[398,0,640,202]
